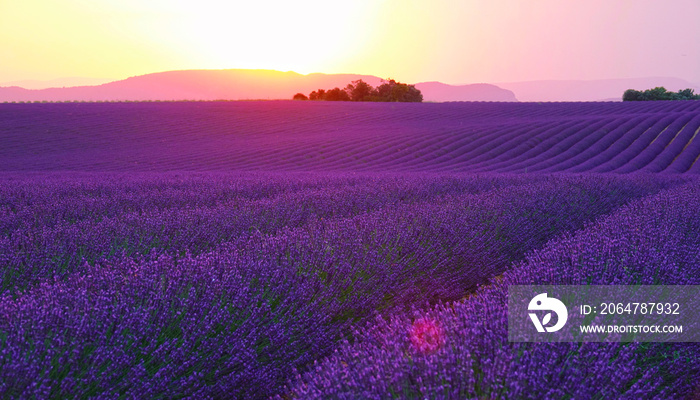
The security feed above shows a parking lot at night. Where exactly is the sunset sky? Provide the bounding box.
[1,0,698,85]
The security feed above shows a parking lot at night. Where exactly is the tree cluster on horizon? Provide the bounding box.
[293,79,423,102]
[623,87,700,101]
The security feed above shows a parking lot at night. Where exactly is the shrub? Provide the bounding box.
[623,86,700,101]
[302,79,423,102]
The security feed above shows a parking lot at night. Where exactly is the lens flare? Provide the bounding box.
[409,318,444,353]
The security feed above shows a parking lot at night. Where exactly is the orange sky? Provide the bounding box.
[1,0,698,85]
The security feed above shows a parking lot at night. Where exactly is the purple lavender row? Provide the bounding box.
[1,173,524,293]
[592,113,695,172]
[538,116,664,173]
[618,114,700,173]
[0,174,684,398]
[284,178,700,399]
[568,115,674,173]
[475,118,618,172]
[452,120,583,170]
[505,117,630,173]
[0,172,492,232]
[0,172,346,232]
[665,115,700,174]
[2,102,699,172]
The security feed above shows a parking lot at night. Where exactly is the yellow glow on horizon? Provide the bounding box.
[161,1,378,74]
[0,0,378,81]
[1,0,698,85]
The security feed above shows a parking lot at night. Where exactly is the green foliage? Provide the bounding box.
[622,89,642,101]
[292,93,308,100]
[623,87,700,101]
[308,89,325,100]
[677,88,698,99]
[346,79,374,101]
[375,79,423,102]
[301,79,423,102]
[325,87,351,101]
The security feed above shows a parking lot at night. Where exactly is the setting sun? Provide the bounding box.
[0,0,379,80]
[138,1,379,74]
[2,0,697,85]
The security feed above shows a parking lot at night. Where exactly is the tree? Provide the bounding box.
[373,79,423,102]
[393,83,422,102]
[373,80,395,101]
[646,86,670,100]
[622,89,642,101]
[301,79,423,102]
[676,88,699,100]
[293,93,308,100]
[309,89,326,101]
[623,86,700,101]
[324,87,351,101]
[346,80,374,101]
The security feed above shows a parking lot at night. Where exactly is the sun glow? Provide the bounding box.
[160,1,378,74]
[0,0,377,81]
[1,0,698,85]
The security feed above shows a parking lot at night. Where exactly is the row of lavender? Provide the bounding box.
[0,173,686,398]
[461,113,700,174]
[285,179,700,399]
[2,101,699,172]
[1,172,524,293]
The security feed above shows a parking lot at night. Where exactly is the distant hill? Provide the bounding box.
[414,82,517,102]
[496,77,700,102]
[0,69,516,103]
[0,77,112,90]
[5,70,694,103]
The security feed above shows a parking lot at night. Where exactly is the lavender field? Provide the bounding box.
[2,101,700,173]
[1,101,700,399]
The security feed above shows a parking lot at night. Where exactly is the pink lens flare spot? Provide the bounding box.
[408,318,444,353]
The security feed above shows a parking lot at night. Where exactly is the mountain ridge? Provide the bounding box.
[496,77,700,102]
[0,69,517,103]
[2,70,698,103]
